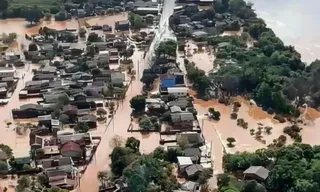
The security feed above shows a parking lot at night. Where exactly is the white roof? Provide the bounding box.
[136,7,159,11]
[99,50,109,55]
[168,87,188,94]
[177,156,193,166]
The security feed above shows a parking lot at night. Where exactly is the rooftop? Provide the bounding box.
[177,156,193,166]
[243,166,270,180]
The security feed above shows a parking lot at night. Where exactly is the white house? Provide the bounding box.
[167,87,188,98]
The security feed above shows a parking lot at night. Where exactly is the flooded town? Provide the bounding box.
[0,0,319,192]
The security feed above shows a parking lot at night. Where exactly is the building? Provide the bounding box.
[12,104,54,119]
[177,156,193,176]
[115,20,130,31]
[168,87,188,98]
[243,166,270,181]
[133,7,159,15]
[0,67,15,78]
[111,72,125,86]
[78,114,97,128]
[183,148,201,163]
[171,112,194,130]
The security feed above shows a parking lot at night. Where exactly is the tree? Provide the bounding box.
[16,176,31,192]
[79,27,86,38]
[125,137,140,153]
[167,147,182,163]
[264,126,273,134]
[1,33,17,44]
[59,114,69,125]
[0,161,8,174]
[139,116,154,130]
[24,6,42,24]
[28,43,38,51]
[120,48,134,61]
[97,108,107,119]
[87,32,100,42]
[37,174,48,186]
[226,137,236,147]
[97,171,110,188]
[140,74,157,89]
[208,107,221,120]
[0,144,13,158]
[110,135,123,148]
[230,112,238,119]
[152,147,167,160]
[156,39,177,58]
[198,168,213,184]
[58,95,70,106]
[130,95,146,112]
[0,0,8,11]
[74,122,90,133]
[242,180,267,192]
[44,12,51,21]
[217,174,231,190]
[110,147,136,176]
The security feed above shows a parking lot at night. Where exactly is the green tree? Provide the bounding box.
[87,32,100,42]
[97,108,107,119]
[0,161,8,174]
[110,146,136,176]
[139,116,154,130]
[16,176,31,192]
[24,6,42,24]
[0,144,13,158]
[97,171,111,188]
[152,147,167,160]
[74,122,90,133]
[166,147,182,163]
[226,137,236,147]
[194,76,211,97]
[156,39,177,58]
[130,95,146,112]
[125,137,140,153]
[79,27,86,38]
[0,0,8,11]
[242,180,267,192]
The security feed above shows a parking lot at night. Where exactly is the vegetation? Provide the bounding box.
[208,107,221,120]
[74,122,90,133]
[223,144,320,192]
[128,12,144,29]
[130,95,146,112]
[97,108,107,119]
[139,116,160,130]
[226,137,236,147]
[156,39,177,58]
[0,143,13,158]
[1,32,17,44]
[283,124,302,142]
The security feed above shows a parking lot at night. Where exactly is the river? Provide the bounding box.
[249,0,320,63]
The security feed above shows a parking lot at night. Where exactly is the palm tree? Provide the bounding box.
[97,171,110,188]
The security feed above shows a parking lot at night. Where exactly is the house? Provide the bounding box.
[102,25,112,32]
[41,157,75,177]
[168,87,188,98]
[171,112,194,130]
[183,148,201,163]
[43,92,69,104]
[62,105,78,118]
[69,43,86,56]
[184,164,204,179]
[146,103,167,115]
[60,141,84,159]
[168,98,190,110]
[78,114,97,128]
[77,9,86,18]
[179,181,200,192]
[133,7,159,15]
[177,156,193,176]
[176,132,204,146]
[58,133,91,146]
[243,166,270,181]
[12,104,54,119]
[38,114,52,127]
[192,31,208,39]
[0,67,15,78]
[115,20,130,31]
[111,72,125,86]
[146,98,163,105]
[32,73,56,81]
[160,74,176,88]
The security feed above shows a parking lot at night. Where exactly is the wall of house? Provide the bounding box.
[173,121,193,130]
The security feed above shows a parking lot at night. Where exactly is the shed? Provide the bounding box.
[243,166,270,181]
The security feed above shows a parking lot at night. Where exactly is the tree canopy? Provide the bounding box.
[130,95,146,112]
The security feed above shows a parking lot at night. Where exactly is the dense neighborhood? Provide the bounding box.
[1,0,320,192]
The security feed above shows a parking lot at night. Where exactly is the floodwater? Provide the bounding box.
[249,0,320,63]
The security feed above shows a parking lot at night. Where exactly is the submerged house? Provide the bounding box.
[12,104,54,119]
[115,20,130,31]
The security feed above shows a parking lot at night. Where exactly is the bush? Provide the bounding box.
[23,164,32,171]
[267,108,274,114]
[230,112,238,120]
[273,114,286,123]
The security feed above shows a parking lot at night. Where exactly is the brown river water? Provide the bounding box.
[1,14,320,191]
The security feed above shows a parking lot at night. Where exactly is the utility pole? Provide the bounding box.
[137,60,140,78]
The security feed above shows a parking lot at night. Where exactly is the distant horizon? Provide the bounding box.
[249,0,320,63]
